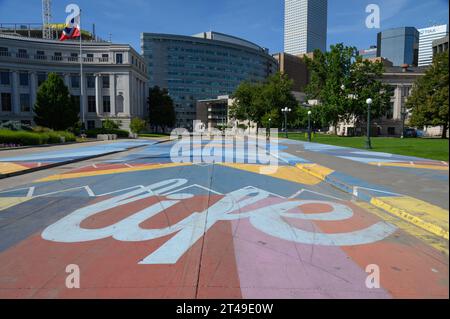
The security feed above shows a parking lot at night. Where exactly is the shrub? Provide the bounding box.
[0,129,76,146]
[130,118,147,134]
[102,118,121,130]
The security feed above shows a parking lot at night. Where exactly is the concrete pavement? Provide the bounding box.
[0,137,447,299]
[0,139,163,178]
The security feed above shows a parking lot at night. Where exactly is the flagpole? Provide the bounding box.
[79,9,85,130]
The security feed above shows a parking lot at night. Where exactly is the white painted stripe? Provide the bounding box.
[26,187,35,198]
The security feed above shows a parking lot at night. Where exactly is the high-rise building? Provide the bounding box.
[141,32,278,129]
[418,24,448,66]
[377,27,419,66]
[284,0,328,55]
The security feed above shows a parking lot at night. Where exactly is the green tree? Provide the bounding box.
[407,51,449,139]
[34,73,79,131]
[230,73,298,131]
[130,117,147,134]
[304,44,392,134]
[148,86,176,133]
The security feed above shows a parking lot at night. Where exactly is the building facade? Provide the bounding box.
[332,65,427,137]
[377,27,419,66]
[418,24,448,66]
[0,34,148,131]
[273,52,310,93]
[284,0,328,55]
[196,96,230,132]
[433,35,449,55]
[141,31,278,129]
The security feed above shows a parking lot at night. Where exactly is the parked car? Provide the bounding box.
[404,128,418,138]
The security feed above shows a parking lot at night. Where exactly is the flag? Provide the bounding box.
[59,17,81,41]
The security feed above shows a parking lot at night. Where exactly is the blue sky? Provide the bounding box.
[0,0,448,53]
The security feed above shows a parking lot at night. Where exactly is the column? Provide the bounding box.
[64,73,71,89]
[95,74,102,116]
[124,74,131,117]
[29,72,37,113]
[11,71,20,115]
[393,86,402,120]
[110,74,116,116]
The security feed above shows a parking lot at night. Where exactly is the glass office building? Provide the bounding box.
[418,24,448,67]
[284,0,328,55]
[141,32,278,128]
[377,27,419,66]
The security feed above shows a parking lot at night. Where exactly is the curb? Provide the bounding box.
[294,163,449,240]
[0,140,171,180]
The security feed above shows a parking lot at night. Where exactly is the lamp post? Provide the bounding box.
[307,110,312,142]
[366,98,373,149]
[267,118,272,141]
[281,107,291,138]
[400,108,407,139]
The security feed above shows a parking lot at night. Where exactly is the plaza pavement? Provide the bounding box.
[0,137,447,299]
[0,139,164,178]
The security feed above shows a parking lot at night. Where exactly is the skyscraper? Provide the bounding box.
[418,24,448,67]
[377,27,419,66]
[284,0,328,55]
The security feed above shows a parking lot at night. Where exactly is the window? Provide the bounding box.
[1,93,12,112]
[103,96,111,113]
[0,71,10,85]
[37,72,47,86]
[102,76,110,89]
[87,75,95,88]
[71,75,80,88]
[386,102,394,119]
[20,94,31,112]
[53,52,62,61]
[88,96,96,113]
[17,49,28,58]
[19,72,29,86]
[72,95,80,109]
[87,120,96,130]
[116,53,123,64]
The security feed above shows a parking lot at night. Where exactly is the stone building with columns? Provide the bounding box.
[331,63,428,137]
[0,34,148,131]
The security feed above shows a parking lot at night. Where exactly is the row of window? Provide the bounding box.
[0,93,30,112]
[0,71,113,89]
[0,92,121,114]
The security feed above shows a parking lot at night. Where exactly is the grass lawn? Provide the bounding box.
[283,133,449,162]
[139,133,170,138]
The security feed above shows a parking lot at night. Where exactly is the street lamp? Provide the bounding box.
[281,107,292,138]
[366,98,373,149]
[267,118,272,141]
[307,110,312,142]
[400,107,407,139]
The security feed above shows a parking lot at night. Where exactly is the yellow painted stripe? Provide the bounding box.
[369,162,449,171]
[370,196,449,240]
[219,163,321,185]
[354,201,448,255]
[295,163,335,181]
[0,197,32,212]
[0,162,28,175]
[37,163,192,182]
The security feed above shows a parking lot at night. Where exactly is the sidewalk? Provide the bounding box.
[271,139,449,240]
[278,139,449,209]
[0,139,164,178]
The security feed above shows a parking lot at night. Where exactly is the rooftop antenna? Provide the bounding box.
[42,0,52,39]
[109,33,112,42]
